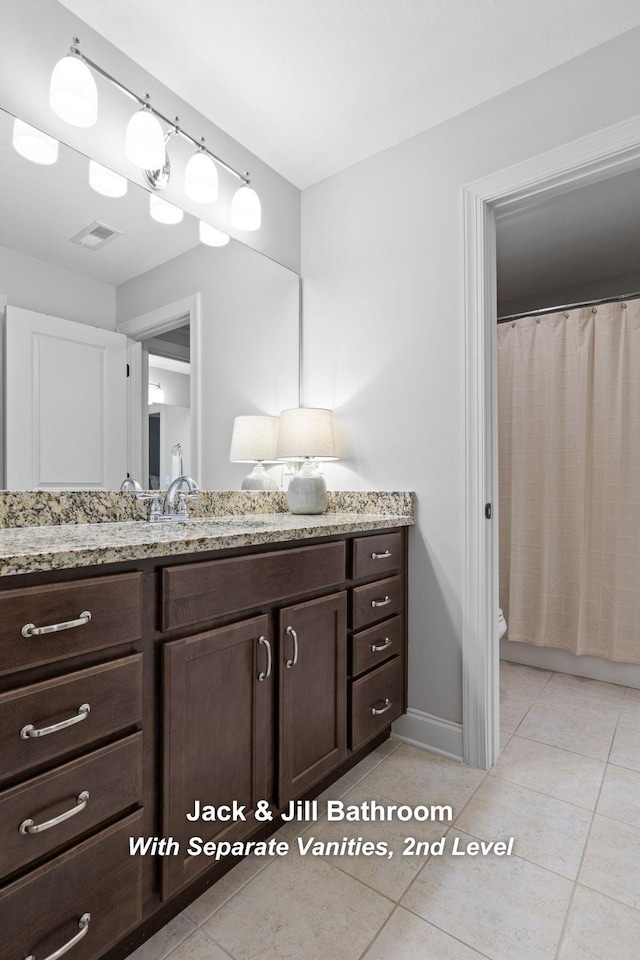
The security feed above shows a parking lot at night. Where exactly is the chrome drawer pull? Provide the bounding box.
[371,638,392,653]
[25,913,91,960]
[371,596,392,608]
[285,625,298,669]
[20,791,89,835]
[21,703,90,740]
[22,611,92,638]
[371,698,393,716]
[371,550,392,560]
[258,636,272,681]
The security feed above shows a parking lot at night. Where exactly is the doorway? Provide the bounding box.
[462,114,640,770]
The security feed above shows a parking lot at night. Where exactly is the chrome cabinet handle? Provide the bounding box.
[25,913,91,960]
[258,636,272,681]
[21,703,90,740]
[22,611,92,638]
[20,791,89,835]
[371,596,392,608]
[285,626,298,669]
[371,698,393,716]
[371,637,392,653]
[371,550,392,560]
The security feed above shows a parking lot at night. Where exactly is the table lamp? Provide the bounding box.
[229,415,279,490]
[275,407,337,514]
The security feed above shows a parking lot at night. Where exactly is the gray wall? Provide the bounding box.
[117,240,300,490]
[0,0,301,273]
[301,27,640,734]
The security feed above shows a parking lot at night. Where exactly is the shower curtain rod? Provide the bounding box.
[497,291,640,324]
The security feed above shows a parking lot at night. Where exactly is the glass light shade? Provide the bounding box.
[230,184,261,231]
[125,108,165,169]
[49,54,98,127]
[229,416,279,462]
[89,160,127,198]
[148,383,165,405]
[199,221,230,247]
[185,150,218,203]
[149,194,183,225]
[276,408,337,461]
[12,119,58,165]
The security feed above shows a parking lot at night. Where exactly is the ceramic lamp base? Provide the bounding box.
[241,462,278,491]
[287,462,327,514]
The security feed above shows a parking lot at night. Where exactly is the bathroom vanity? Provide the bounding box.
[0,495,412,960]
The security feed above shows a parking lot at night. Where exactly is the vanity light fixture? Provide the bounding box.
[12,118,58,165]
[49,40,98,127]
[148,382,165,405]
[276,408,337,515]
[149,194,184,225]
[89,160,127,197]
[185,142,219,203]
[49,38,262,231]
[199,222,230,247]
[230,415,280,490]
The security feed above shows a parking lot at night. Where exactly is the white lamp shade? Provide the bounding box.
[185,151,218,203]
[230,416,279,462]
[89,160,127,197]
[126,108,165,169]
[12,119,58,165]
[49,55,98,127]
[230,184,261,231]
[199,221,230,247]
[150,194,183,224]
[276,408,337,461]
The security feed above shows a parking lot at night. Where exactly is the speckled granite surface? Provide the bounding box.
[0,511,414,576]
[0,490,413,528]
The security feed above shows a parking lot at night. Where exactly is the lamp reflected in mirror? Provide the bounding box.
[230,416,280,490]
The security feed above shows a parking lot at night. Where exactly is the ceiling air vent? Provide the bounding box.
[70,220,122,250]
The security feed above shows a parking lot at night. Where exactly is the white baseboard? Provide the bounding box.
[392,708,464,763]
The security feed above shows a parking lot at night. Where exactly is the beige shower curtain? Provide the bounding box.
[498,298,640,663]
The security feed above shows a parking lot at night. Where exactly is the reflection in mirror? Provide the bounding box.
[0,108,300,491]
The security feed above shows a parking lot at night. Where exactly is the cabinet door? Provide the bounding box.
[279,592,347,805]
[161,615,272,899]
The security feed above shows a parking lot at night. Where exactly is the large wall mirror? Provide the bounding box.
[0,107,300,491]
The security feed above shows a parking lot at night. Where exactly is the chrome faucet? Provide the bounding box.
[162,475,200,519]
[119,477,143,492]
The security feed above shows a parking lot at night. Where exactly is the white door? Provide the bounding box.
[5,306,128,489]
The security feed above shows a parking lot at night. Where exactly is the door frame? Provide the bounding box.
[117,294,201,487]
[462,113,640,770]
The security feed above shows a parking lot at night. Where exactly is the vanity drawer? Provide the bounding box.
[0,654,143,785]
[351,616,402,677]
[163,541,346,631]
[352,532,403,580]
[0,572,143,674]
[351,657,403,751]
[352,575,402,630]
[0,732,142,878]
[0,810,142,960]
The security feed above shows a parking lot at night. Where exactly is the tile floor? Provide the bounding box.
[128,663,640,960]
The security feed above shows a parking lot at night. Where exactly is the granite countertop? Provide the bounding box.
[0,511,414,576]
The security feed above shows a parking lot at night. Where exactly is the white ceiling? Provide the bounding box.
[58,0,640,188]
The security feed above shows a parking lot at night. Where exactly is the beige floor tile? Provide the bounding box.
[534,684,623,723]
[277,776,357,841]
[308,781,448,900]
[203,854,393,960]
[579,814,640,910]
[455,776,591,879]
[516,701,617,760]
[499,690,534,733]
[183,851,274,924]
[558,885,640,960]
[126,915,197,960]
[343,738,399,783]
[609,725,640,773]
[164,928,231,960]
[490,736,605,810]
[546,673,625,701]
[361,906,487,960]
[499,730,512,751]
[500,661,552,699]
[597,764,640,828]
[624,686,640,702]
[618,700,640,733]
[401,830,573,960]
[361,744,485,818]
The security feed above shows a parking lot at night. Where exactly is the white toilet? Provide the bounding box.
[498,608,507,639]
